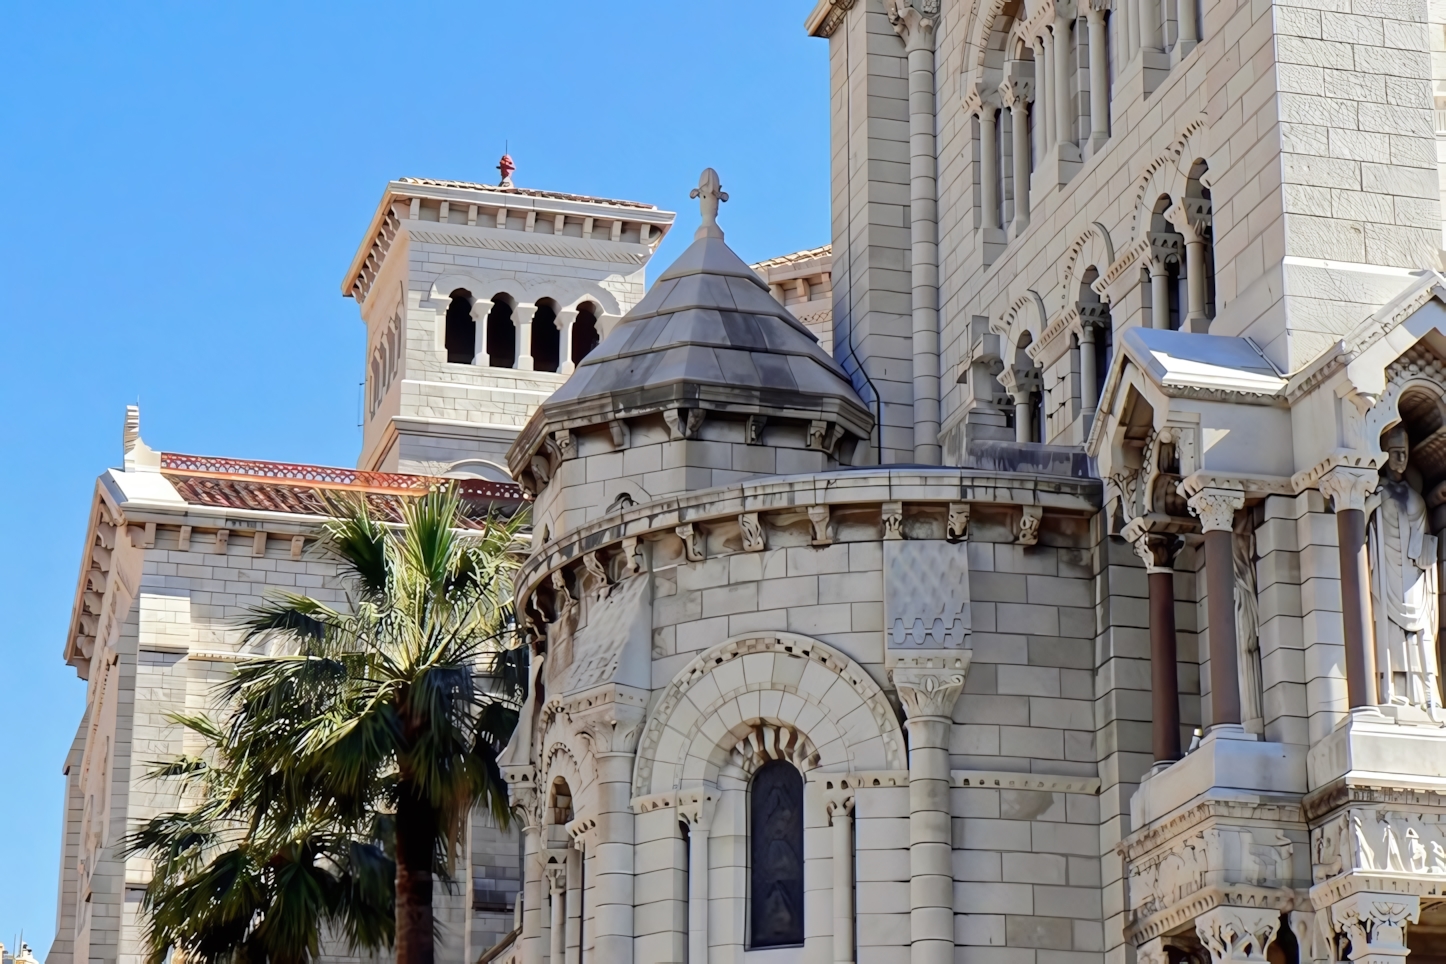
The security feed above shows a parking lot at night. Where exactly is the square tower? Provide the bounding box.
[342,173,675,477]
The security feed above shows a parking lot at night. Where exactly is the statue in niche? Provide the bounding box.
[1234,512,1264,733]
[1367,424,1443,711]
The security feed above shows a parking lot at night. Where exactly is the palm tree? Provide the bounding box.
[125,487,527,964]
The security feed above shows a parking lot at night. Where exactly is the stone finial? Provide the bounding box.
[497,153,516,188]
[122,405,160,472]
[690,168,728,240]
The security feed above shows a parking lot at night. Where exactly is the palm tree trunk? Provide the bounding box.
[395,784,437,964]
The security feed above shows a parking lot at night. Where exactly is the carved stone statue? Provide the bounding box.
[1234,513,1264,732]
[1367,425,1442,710]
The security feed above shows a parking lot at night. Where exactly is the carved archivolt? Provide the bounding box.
[1126,119,1209,243]
[631,633,906,798]
[1058,222,1116,310]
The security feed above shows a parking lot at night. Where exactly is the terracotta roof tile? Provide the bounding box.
[395,177,656,210]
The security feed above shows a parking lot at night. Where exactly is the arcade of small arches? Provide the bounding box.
[442,288,604,374]
[980,140,1217,446]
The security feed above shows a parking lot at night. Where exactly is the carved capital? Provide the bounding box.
[677,786,719,830]
[1148,231,1184,268]
[825,792,855,824]
[947,502,971,541]
[892,654,970,719]
[887,0,938,51]
[882,501,904,540]
[1318,466,1379,513]
[739,512,765,552]
[1130,528,1182,574]
[543,853,569,894]
[1331,893,1420,964]
[1165,197,1213,243]
[999,77,1034,109]
[1196,906,1282,964]
[999,364,1042,398]
[1187,486,1245,533]
[573,695,647,757]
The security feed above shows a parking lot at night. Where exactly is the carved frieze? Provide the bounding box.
[1311,807,1446,905]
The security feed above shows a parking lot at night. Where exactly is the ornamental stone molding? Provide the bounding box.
[891,653,970,719]
[631,633,907,798]
[1311,807,1446,905]
[1187,486,1245,532]
[1331,893,1421,964]
[1318,466,1380,513]
[1196,906,1282,964]
[886,0,938,51]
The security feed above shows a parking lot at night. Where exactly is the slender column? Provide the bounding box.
[1053,16,1073,148]
[1188,487,1247,728]
[1141,0,1160,52]
[1086,6,1110,151]
[678,791,716,964]
[574,702,643,964]
[520,809,545,964]
[889,0,942,465]
[1320,467,1381,709]
[557,309,578,375]
[1013,389,1034,443]
[515,304,536,370]
[1003,81,1033,234]
[1132,528,1182,762]
[980,109,1001,231]
[893,659,967,964]
[1150,260,1171,328]
[830,796,856,964]
[548,864,567,964]
[1079,321,1098,419]
[1126,0,1140,62]
[1177,0,1199,52]
[566,847,582,964]
[471,299,493,366]
[1035,38,1052,153]
[1184,237,1207,326]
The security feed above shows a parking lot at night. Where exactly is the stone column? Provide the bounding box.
[1320,467,1382,708]
[828,795,856,964]
[1002,79,1033,235]
[888,0,943,465]
[1053,14,1073,148]
[557,309,578,375]
[1034,38,1052,153]
[980,108,1001,232]
[1130,527,1183,762]
[1332,893,1421,964]
[1196,907,1282,964]
[1187,486,1247,728]
[1001,366,1040,444]
[515,304,536,371]
[566,846,582,964]
[1086,4,1110,151]
[1166,203,1211,330]
[1177,0,1199,54]
[1149,258,1171,329]
[547,862,567,964]
[1078,312,1106,422]
[575,699,645,964]
[514,788,545,964]
[1125,0,1141,62]
[893,657,968,964]
[678,790,716,964]
[1141,0,1160,51]
[471,299,493,366]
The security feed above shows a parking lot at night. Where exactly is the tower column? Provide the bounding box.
[558,308,578,375]
[1320,467,1381,708]
[1130,527,1182,762]
[471,299,493,366]
[1187,486,1246,729]
[980,108,1001,232]
[1053,14,1073,148]
[829,795,856,964]
[515,304,536,371]
[1086,4,1110,151]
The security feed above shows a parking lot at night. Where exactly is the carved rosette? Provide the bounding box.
[1318,466,1379,513]
[1187,486,1245,533]
[892,655,970,719]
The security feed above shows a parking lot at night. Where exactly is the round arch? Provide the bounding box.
[631,633,906,799]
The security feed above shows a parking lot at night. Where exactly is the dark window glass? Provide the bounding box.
[486,301,515,368]
[750,760,804,947]
[444,290,475,364]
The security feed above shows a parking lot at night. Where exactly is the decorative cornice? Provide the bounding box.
[805,0,856,37]
[408,228,650,266]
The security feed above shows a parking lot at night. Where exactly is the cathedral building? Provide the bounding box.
[46,0,1446,963]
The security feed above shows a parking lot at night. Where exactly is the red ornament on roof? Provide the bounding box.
[497,153,516,187]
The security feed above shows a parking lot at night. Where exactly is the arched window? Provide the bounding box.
[573,304,601,363]
[444,289,475,364]
[486,296,516,369]
[750,760,804,948]
[532,300,561,373]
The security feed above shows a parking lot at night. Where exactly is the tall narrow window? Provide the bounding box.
[532,301,561,373]
[573,305,601,363]
[486,298,516,369]
[444,289,475,364]
[750,760,804,948]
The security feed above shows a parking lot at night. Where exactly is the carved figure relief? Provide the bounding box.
[1234,513,1264,733]
[1366,426,1443,711]
[1312,808,1446,883]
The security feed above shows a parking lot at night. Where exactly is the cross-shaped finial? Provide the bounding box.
[690,168,728,240]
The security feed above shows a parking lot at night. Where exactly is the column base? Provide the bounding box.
[1131,727,1306,827]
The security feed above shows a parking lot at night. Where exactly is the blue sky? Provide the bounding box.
[0,2,827,952]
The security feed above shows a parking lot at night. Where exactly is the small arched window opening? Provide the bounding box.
[486,295,516,369]
[572,303,601,364]
[1186,159,1216,326]
[444,289,475,364]
[750,759,804,948]
[532,300,561,373]
[1149,196,1184,330]
[1079,268,1112,414]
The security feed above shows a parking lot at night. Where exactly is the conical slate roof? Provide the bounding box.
[510,205,873,470]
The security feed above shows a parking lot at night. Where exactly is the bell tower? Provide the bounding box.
[342,159,675,477]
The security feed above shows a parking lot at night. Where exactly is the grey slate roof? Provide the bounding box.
[510,233,873,466]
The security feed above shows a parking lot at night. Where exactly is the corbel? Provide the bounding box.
[96,523,116,550]
[807,505,832,546]
[677,523,705,562]
[947,503,971,541]
[608,419,630,449]
[91,545,112,571]
[550,569,576,616]
[84,591,103,615]
[553,429,576,461]
[881,501,904,540]
[291,535,306,560]
[610,219,623,242]
[495,206,508,229]
[622,536,646,575]
[745,415,767,445]
[582,550,612,601]
[524,211,537,233]
[664,408,704,440]
[530,453,553,487]
[1017,505,1043,545]
[179,525,193,552]
[739,512,765,552]
[213,528,230,554]
[252,531,267,557]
